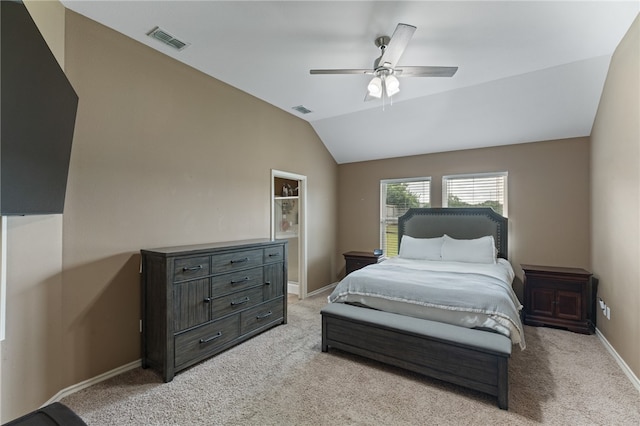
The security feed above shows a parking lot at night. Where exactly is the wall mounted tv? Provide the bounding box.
[1,0,79,215]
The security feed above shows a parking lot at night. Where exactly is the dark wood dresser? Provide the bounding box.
[521,264,594,334]
[141,239,287,381]
[343,251,382,276]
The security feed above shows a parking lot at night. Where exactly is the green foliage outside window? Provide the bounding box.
[383,183,430,256]
[447,195,503,215]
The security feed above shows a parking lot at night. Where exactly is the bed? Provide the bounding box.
[321,207,524,409]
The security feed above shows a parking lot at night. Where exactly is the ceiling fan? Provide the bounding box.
[310,23,458,101]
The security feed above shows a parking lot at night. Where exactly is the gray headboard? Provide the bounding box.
[398,208,508,259]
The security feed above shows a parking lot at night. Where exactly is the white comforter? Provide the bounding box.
[328,257,526,349]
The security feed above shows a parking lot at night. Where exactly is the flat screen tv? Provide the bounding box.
[1,0,78,215]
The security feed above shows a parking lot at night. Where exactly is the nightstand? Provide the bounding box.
[521,264,595,334]
[343,251,382,276]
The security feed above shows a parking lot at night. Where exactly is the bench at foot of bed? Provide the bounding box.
[321,302,512,410]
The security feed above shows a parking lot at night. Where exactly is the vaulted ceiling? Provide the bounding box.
[60,1,639,164]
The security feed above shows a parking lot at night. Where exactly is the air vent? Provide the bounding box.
[147,26,189,51]
[292,105,313,114]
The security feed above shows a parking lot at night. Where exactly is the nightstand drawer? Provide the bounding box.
[344,251,381,276]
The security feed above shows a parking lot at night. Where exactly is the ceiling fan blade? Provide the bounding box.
[395,66,458,77]
[310,69,373,75]
[378,23,416,69]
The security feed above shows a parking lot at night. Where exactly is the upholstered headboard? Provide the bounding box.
[398,208,508,259]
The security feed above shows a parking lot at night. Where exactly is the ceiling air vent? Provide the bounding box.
[147,26,189,51]
[292,105,313,115]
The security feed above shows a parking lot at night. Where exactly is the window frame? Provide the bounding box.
[380,177,432,257]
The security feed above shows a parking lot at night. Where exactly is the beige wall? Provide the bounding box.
[591,15,639,378]
[337,137,591,300]
[61,8,337,382]
[1,6,338,421]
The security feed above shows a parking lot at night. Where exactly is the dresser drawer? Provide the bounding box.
[174,315,239,369]
[264,245,284,264]
[210,286,264,319]
[174,256,210,282]
[240,297,284,335]
[211,267,263,296]
[211,249,263,273]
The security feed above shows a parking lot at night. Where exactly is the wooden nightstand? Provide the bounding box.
[521,264,595,334]
[343,251,382,276]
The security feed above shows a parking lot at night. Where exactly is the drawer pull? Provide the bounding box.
[256,311,273,320]
[203,297,211,303]
[199,332,222,344]
[231,296,250,306]
[183,265,203,272]
[230,257,249,264]
[268,253,281,257]
[264,280,271,286]
[231,277,249,284]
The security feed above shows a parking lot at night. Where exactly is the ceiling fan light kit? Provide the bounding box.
[310,23,458,105]
[367,76,383,98]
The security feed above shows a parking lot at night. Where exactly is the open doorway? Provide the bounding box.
[271,170,307,300]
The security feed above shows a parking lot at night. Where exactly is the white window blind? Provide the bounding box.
[380,178,431,257]
[442,172,508,216]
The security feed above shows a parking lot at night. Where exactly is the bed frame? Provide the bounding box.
[321,207,513,409]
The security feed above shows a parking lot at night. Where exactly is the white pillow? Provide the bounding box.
[398,235,443,260]
[441,235,497,264]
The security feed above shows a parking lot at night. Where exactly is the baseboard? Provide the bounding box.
[306,282,338,298]
[42,359,141,406]
[596,327,640,393]
[287,281,299,295]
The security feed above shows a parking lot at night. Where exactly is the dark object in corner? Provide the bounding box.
[1,0,78,215]
[3,402,87,426]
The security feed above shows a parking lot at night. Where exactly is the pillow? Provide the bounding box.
[441,234,497,264]
[398,235,443,260]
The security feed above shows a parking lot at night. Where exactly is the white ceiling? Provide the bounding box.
[60,1,639,164]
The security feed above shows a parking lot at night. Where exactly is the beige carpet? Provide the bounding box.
[62,290,640,425]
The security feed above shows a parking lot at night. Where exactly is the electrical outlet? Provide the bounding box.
[606,306,611,320]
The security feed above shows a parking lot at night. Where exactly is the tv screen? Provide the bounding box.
[1,0,79,215]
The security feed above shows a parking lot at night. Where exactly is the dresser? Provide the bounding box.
[343,251,382,276]
[141,239,287,382]
[521,264,594,334]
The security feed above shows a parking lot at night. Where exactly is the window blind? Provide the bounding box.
[442,172,507,216]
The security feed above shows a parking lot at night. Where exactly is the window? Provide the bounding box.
[442,172,508,216]
[380,178,431,257]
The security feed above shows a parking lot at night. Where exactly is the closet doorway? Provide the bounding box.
[271,170,307,300]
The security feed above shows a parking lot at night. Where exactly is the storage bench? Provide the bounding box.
[321,302,512,409]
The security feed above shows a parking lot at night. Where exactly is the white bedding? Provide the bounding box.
[328,257,526,349]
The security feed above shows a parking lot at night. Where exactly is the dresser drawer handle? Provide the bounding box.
[199,332,222,344]
[231,277,250,284]
[230,257,249,264]
[203,297,211,303]
[256,311,273,320]
[183,265,203,272]
[268,253,281,257]
[264,280,271,286]
[231,296,250,306]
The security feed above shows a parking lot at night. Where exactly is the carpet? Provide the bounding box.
[62,290,640,425]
